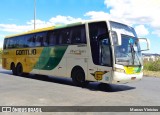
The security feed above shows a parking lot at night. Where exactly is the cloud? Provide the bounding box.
[0,34,5,38]
[84,11,110,19]
[0,15,84,34]
[104,0,160,36]
[152,30,160,37]
[26,15,84,29]
[1,0,160,38]
[84,0,160,37]
[104,0,160,24]
[49,15,84,24]
[0,24,31,33]
[135,25,149,37]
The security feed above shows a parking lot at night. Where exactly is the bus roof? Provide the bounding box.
[5,22,83,38]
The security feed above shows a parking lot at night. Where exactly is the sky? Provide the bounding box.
[0,0,160,54]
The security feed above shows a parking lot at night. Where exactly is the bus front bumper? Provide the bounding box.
[111,72,143,84]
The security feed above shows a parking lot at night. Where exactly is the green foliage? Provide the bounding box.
[144,60,160,71]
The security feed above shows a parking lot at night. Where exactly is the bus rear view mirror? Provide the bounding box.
[110,31,121,46]
[138,38,150,51]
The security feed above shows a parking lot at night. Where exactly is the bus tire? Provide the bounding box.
[71,67,89,87]
[11,63,17,75]
[16,63,23,76]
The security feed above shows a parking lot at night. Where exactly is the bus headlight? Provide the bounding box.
[114,68,125,73]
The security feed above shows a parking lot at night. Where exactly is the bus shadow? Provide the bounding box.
[28,75,136,92]
[81,81,136,92]
[0,70,135,92]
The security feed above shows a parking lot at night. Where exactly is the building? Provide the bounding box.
[143,53,160,62]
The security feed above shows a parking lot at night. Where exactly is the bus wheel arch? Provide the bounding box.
[71,66,89,87]
[16,63,23,76]
[10,62,17,75]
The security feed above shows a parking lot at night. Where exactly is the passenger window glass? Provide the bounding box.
[35,33,42,47]
[42,32,48,46]
[3,39,7,49]
[28,34,35,47]
[23,35,29,48]
[71,25,86,44]
[36,36,42,47]
[8,38,16,49]
[25,35,31,48]
[18,36,26,48]
[59,28,71,44]
[35,32,48,47]
[48,31,57,46]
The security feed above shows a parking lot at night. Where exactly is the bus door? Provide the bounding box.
[88,21,113,83]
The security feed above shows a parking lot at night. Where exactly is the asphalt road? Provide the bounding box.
[0,66,160,108]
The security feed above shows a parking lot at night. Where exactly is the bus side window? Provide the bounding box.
[59,28,71,45]
[36,36,42,47]
[42,32,48,46]
[6,39,9,49]
[28,34,35,47]
[15,37,19,48]
[48,31,57,46]
[71,27,81,44]
[71,25,86,44]
[23,35,29,48]
[18,36,26,48]
[35,32,48,47]
[8,38,16,49]
[3,39,8,49]
[25,35,31,47]
[81,25,87,44]
[32,35,36,47]
[35,33,42,47]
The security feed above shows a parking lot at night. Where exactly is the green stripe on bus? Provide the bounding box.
[34,46,68,70]
[134,67,142,73]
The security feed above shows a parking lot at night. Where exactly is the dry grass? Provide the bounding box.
[143,70,160,78]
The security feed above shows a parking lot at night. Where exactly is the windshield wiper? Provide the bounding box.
[130,45,135,65]
[130,44,142,66]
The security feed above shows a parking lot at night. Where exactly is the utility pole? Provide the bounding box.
[34,0,36,30]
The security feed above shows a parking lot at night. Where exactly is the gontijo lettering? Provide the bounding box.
[16,49,36,55]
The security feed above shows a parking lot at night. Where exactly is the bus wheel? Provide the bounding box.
[72,68,89,87]
[11,63,17,75]
[16,63,23,76]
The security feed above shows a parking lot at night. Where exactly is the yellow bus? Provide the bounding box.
[2,20,150,87]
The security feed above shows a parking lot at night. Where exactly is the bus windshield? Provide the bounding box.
[115,35,142,66]
[109,21,143,66]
